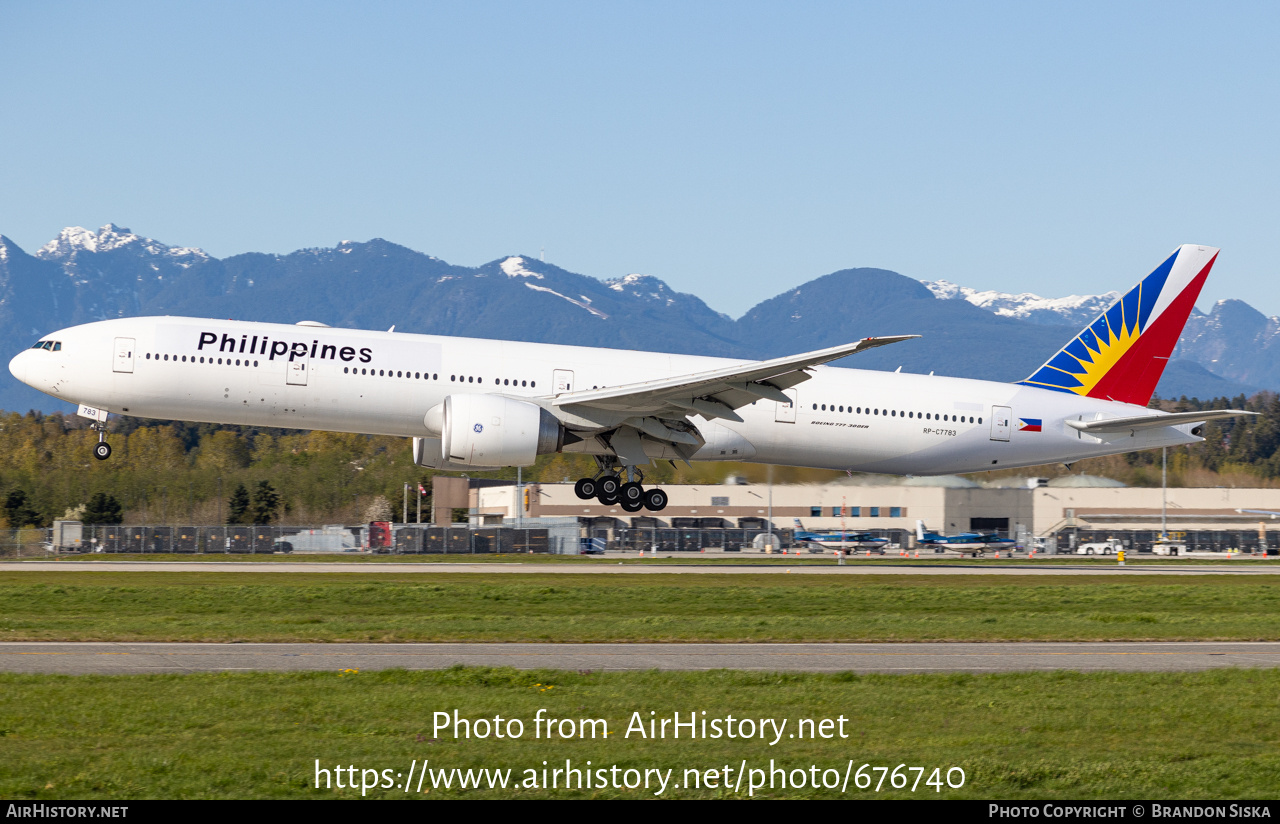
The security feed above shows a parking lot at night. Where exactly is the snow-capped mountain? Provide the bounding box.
[604,272,730,315]
[37,224,209,268]
[922,279,1119,328]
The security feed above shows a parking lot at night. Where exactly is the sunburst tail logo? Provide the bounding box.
[1017,245,1219,406]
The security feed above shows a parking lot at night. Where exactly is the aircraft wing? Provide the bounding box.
[1065,409,1256,434]
[552,336,918,420]
[545,335,918,464]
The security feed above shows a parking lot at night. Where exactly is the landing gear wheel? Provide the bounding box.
[643,488,668,511]
[619,482,644,506]
[574,478,597,499]
[598,475,621,498]
[621,499,644,513]
[598,492,620,506]
[93,442,112,461]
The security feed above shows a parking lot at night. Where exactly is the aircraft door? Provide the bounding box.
[990,405,1012,441]
[286,359,308,386]
[553,370,574,394]
[775,389,797,423]
[113,337,135,373]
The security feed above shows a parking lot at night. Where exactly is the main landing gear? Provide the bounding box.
[91,424,112,461]
[573,459,668,512]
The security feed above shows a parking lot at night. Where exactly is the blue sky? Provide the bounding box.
[2,1,1277,318]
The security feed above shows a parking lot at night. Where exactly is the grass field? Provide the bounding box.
[1,667,1278,799]
[3,571,1279,642]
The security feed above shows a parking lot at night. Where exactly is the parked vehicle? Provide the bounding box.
[1151,540,1188,556]
[1151,531,1188,556]
[1076,537,1124,555]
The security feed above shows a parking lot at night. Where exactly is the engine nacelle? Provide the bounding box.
[411,436,502,471]
[422,394,564,468]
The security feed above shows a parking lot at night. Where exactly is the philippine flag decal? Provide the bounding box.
[1018,418,1043,432]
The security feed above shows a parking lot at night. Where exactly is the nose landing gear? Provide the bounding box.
[91,425,112,460]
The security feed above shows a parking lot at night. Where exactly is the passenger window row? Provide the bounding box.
[340,369,537,388]
[344,367,440,380]
[811,403,981,424]
[450,375,535,388]
[146,353,257,366]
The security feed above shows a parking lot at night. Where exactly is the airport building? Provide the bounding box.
[439,475,1280,549]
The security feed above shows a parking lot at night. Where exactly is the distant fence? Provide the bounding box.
[8,524,1276,558]
[0,528,55,559]
[14,524,576,556]
[602,528,919,552]
[614,527,774,552]
[17,524,803,556]
[1068,529,1276,554]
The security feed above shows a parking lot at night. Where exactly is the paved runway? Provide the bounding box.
[4,641,1279,674]
[5,560,1278,575]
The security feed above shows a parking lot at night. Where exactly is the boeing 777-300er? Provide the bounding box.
[7,244,1256,513]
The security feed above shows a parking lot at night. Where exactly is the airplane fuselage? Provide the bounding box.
[8,315,1202,475]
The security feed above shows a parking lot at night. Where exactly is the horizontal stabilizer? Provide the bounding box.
[1065,409,1255,434]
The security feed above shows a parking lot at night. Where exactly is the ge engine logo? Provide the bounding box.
[473,423,484,433]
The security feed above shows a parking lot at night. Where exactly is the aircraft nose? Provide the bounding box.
[8,350,30,385]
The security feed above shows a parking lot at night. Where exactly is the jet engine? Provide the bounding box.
[411,437,500,471]
[421,394,565,468]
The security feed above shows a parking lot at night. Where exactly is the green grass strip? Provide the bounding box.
[2,572,1279,641]
[1,667,1278,799]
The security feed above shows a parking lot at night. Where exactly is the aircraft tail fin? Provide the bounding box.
[793,518,804,530]
[1018,244,1219,406]
[916,520,926,541]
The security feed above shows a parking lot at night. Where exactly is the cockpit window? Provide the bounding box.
[30,340,62,351]
[52,342,61,351]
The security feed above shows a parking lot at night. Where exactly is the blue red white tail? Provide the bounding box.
[1018,244,1218,406]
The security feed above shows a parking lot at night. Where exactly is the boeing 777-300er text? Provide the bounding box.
[8,244,1255,512]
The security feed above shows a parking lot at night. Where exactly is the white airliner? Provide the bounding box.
[8,244,1253,513]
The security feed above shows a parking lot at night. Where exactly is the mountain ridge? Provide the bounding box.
[0,224,1265,413]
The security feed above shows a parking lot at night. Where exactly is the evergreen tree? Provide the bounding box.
[250,480,280,525]
[81,492,123,525]
[3,489,41,528]
[227,484,251,525]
